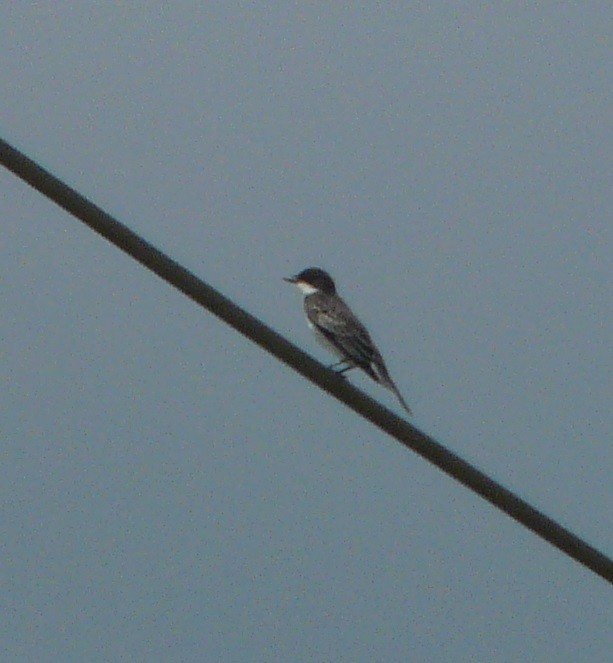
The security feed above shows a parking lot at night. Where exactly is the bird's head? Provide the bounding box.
[284,267,336,295]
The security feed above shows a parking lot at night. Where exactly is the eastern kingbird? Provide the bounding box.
[284,267,412,416]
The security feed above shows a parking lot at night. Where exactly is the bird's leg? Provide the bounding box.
[328,359,356,375]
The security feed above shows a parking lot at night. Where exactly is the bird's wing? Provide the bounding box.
[306,295,413,417]
[306,296,379,377]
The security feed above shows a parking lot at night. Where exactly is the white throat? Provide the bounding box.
[295,282,319,295]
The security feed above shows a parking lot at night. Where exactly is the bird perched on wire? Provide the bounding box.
[284,267,412,416]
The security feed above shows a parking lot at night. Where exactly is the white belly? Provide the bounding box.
[309,322,347,361]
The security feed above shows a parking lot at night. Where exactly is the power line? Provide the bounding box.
[1,136,611,585]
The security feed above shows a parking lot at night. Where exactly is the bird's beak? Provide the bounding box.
[283,276,297,284]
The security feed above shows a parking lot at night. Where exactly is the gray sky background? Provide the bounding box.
[1,4,611,661]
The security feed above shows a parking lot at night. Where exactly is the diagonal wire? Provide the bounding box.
[1,136,611,585]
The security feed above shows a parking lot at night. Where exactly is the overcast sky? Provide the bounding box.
[1,4,611,661]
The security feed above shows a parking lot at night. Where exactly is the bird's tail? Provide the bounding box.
[369,355,413,417]
[388,381,413,417]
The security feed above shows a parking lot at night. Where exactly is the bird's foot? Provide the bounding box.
[328,360,356,377]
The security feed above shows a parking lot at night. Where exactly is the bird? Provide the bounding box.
[284,267,412,416]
